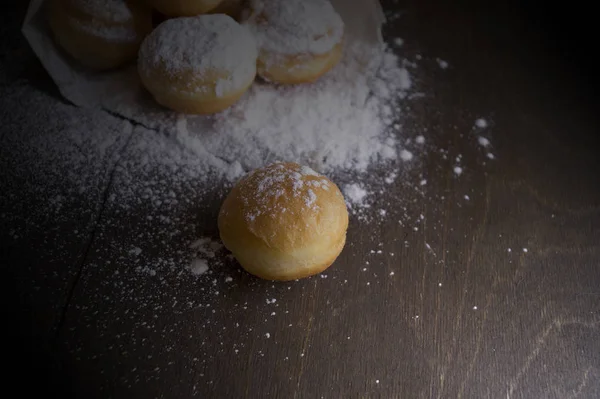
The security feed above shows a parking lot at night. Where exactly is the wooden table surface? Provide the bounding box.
[2,0,600,398]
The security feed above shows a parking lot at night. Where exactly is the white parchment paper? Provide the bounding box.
[22,0,385,125]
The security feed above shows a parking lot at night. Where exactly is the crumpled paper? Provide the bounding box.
[22,0,385,123]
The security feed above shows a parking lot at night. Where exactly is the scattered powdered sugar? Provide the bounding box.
[477,136,490,147]
[343,183,368,208]
[400,149,414,161]
[384,172,398,184]
[190,237,224,256]
[184,237,226,276]
[436,58,449,69]
[474,118,488,128]
[245,0,344,59]
[129,247,142,256]
[139,15,257,94]
[189,259,209,276]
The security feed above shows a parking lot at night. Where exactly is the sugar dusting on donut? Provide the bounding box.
[64,0,144,42]
[70,19,140,43]
[72,0,135,23]
[241,162,334,223]
[139,15,258,95]
[245,0,344,60]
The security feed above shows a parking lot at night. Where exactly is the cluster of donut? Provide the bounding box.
[48,0,346,115]
[48,0,349,281]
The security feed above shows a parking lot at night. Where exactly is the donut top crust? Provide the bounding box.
[58,0,147,43]
[138,14,258,91]
[222,162,348,251]
[245,0,344,58]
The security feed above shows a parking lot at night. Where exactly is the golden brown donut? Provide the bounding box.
[48,0,153,70]
[146,0,224,17]
[138,14,258,114]
[243,0,345,84]
[218,162,349,281]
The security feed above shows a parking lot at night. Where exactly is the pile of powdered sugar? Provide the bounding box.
[172,41,412,175]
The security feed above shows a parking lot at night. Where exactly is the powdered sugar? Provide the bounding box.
[245,0,344,62]
[306,189,317,206]
[8,3,510,391]
[73,20,140,43]
[474,118,488,128]
[189,259,209,276]
[436,58,449,69]
[173,43,411,174]
[75,0,135,23]
[239,163,332,222]
[400,149,414,161]
[477,136,490,147]
[139,15,257,94]
[343,183,368,208]
[64,0,147,43]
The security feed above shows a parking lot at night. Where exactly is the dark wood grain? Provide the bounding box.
[2,0,600,398]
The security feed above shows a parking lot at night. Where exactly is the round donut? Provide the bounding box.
[146,0,224,17]
[218,162,349,281]
[243,0,345,84]
[48,0,153,70]
[138,14,258,114]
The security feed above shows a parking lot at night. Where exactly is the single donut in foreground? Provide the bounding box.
[243,0,345,84]
[218,162,349,281]
[147,0,224,17]
[48,0,153,70]
[138,14,258,114]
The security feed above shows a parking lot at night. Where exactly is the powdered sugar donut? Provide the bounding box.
[243,0,345,84]
[48,0,153,70]
[138,14,258,114]
[218,162,349,281]
[147,0,224,17]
